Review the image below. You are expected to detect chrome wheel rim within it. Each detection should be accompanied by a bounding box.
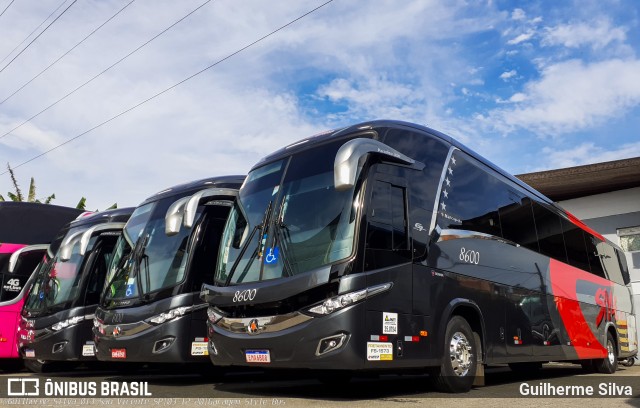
[607,340,615,366]
[449,331,473,376]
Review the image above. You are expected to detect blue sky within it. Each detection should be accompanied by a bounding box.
[0,0,639,209]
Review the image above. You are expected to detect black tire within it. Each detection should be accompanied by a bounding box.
[24,359,49,373]
[430,316,477,393]
[580,360,594,372]
[623,358,635,367]
[593,332,618,374]
[24,359,75,373]
[508,362,543,372]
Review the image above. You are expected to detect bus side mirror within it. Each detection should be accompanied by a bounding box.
[182,188,239,229]
[334,138,423,191]
[78,222,126,256]
[165,197,191,236]
[8,244,48,273]
[59,230,87,262]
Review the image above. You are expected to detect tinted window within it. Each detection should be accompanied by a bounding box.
[436,152,505,238]
[499,194,539,251]
[532,203,567,263]
[562,219,590,272]
[365,179,411,270]
[585,236,606,279]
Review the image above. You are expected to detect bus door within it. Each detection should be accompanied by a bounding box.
[363,171,420,362]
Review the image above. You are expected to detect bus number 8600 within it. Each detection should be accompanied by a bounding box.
[459,247,480,265]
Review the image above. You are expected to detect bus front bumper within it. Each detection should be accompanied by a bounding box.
[93,314,209,363]
[207,302,368,370]
[18,320,96,362]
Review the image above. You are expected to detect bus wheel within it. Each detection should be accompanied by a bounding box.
[508,362,543,372]
[431,316,477,393]
[24,359,49,373]
[593,332,617,374]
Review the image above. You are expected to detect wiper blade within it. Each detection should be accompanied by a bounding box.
[225,200,273,285]
[270,199,294,277]
[133,233,150,299]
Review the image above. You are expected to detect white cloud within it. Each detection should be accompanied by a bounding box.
[511,8,526,21]
[537,141,640,171]
[542,18,627,50]
[507,31,534,45]
[486,59,640,135]
[499,69,517,80]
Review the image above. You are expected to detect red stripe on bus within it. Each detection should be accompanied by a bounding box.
[548,258,609,359]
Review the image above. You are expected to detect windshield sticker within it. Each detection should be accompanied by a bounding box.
[264,247,279,265]
[367,342,393,361]
[125,283,135,297]
[383,312,398,334]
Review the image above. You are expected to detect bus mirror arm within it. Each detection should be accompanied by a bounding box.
[334,138,423,191]
[78,222,126,256]
[182,188,239,229]
[8,244,48,273]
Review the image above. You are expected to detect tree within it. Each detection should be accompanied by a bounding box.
[0,163,115,210]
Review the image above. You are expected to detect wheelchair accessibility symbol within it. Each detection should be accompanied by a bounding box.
[125,283,135,297]
[264,247,279,265]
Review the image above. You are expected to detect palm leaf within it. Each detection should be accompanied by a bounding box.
[76,197,86,210]
[44,193,55,204]
[28,177,36,202]
[7,163,23,201]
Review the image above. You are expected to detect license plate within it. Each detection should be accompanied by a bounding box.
[82,345,95,357]
[245,350,270,363]
[191,342,208,356]
[111,348,126,359]
[25,349,35,358]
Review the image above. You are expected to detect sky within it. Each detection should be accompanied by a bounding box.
[0,0,639,210]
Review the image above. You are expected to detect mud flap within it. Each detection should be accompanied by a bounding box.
[472,332,485,387]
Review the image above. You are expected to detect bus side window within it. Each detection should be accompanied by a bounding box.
[532,203,568,264]
[498,195,539,252]
[435,153,504,238]
[365,179,410,270]
[599,245,626,285]
[615,248,631,285]
[0,250,43,302]
[561,219,591,272]
[585,236,606,279]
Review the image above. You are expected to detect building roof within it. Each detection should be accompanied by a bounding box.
[516,157,640,201]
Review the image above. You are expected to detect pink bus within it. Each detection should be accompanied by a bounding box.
[0,202,84,371]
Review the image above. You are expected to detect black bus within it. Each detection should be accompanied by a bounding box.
[93,176,243,366]
[201,120,636,392]
[0,202,83,370]
[18,207,134,372]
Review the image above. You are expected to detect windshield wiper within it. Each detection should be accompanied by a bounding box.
[225,200,273,285]
[133,234,150,300]
[271,199,294,277]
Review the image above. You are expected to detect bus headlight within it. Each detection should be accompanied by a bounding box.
[305,282,393,316]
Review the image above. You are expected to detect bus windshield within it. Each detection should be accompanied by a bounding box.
[215,140,360,285]
[24,227,93,313]
[105,197,199,301]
